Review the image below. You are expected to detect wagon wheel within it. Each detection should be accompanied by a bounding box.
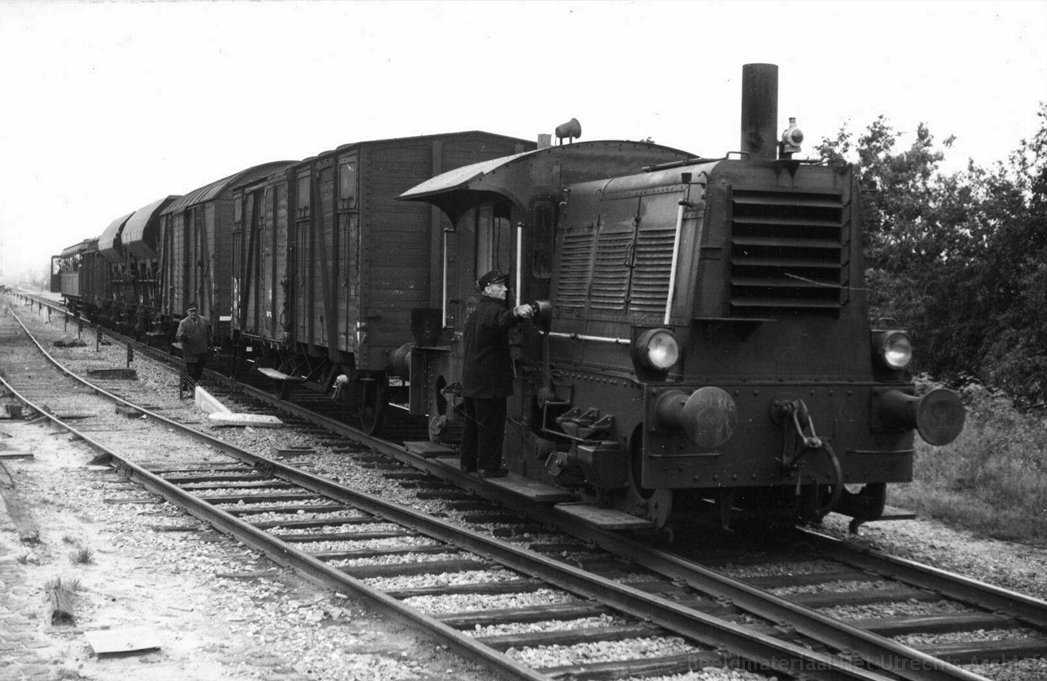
[359,373,388,435]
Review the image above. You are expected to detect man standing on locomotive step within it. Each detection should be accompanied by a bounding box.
[461,270,534,477]
[176,302,211,394]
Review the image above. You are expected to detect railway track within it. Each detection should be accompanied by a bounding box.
[5,292,1047,680]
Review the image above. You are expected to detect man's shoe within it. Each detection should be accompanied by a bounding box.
[461,464,477,473]
[480,467,509,478]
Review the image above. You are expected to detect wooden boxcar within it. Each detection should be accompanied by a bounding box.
[229,132,535,431]
[158,162,295,341]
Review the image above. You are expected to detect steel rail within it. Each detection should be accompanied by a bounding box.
[799,527,1047,629]
[3,301,896,681]
[560,528,993,681]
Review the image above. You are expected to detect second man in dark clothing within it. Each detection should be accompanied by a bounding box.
[176,302,212,394]
[460,270,534,477]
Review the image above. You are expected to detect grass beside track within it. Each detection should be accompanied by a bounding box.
[889,379,1047,545]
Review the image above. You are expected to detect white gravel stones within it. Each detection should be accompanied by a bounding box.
[820,599,974,621]
[895,627,1041,646]
[718,559,840,577]
[328,551,471,568]
[770,578,893,596]
[403,587,579,615]
[469,613,626,637]
[364,567,522,592]
[506,634,696,668]
[238,509,369,523]
[965,658,1047,681]
[623,669,777,681]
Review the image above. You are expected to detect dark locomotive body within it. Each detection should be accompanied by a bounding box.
[402,65,964,528]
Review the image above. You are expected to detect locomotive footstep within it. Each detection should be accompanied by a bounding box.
[554,502,656,530]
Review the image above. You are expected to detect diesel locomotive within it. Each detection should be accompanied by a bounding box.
[401,64,965,528]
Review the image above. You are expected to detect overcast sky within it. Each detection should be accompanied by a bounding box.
[1,0,1045,282]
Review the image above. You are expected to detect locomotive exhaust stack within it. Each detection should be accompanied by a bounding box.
[740,63,779,160]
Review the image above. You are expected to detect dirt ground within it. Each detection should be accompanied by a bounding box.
[0,418,494,681]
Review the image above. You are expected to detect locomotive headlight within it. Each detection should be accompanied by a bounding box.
[634,328,680,373]
[873,331,913,370]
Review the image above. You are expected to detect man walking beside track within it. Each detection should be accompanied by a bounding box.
[460,270,534,477]
[175,302,211,394]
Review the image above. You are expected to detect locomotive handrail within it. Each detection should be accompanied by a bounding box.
[544,330,631,344]
[664,201,687,325]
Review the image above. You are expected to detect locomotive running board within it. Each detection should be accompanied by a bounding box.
[483,475,574,504]
[554,502,656,530]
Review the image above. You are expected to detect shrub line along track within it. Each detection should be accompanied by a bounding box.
[7,292,1047,680]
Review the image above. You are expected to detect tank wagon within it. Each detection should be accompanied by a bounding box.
[401,64,966,529]
[229,132,535,432]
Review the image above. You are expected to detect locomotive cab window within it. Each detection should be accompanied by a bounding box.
[471,203,513,282]
[530,199,555,281]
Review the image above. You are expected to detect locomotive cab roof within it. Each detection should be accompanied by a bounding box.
[400,140,693,221]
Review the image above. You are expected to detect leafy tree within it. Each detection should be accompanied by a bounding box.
[816,104,1047,404]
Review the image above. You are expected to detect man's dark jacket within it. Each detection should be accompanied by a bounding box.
[462,295,521,399]
[176,315,211,361]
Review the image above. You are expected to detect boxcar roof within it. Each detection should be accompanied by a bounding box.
[331,130,531,155]
[60,238,95,258]
[162,161,296,214]
[97,212,132,258]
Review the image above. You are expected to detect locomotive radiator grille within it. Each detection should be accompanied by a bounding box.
[729,188,848,314]
[555,231,595,312]
[629,227,677,313]
[555,224,678,316]
[590,231,632,310]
